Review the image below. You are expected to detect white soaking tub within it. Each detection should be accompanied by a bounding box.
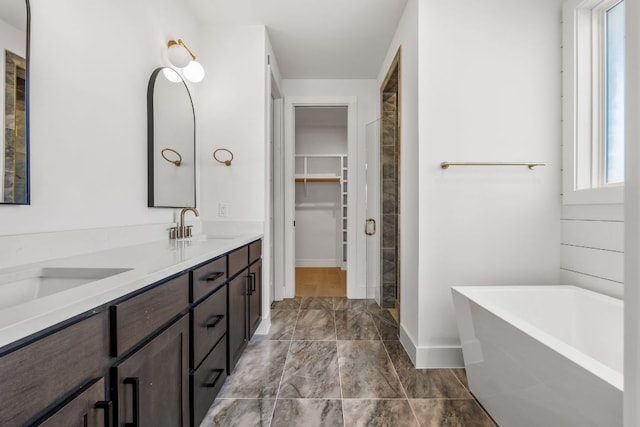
[451,285,623,427]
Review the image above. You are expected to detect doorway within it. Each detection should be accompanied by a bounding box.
[380,49,401,321]
[282,97,358,300]
[294,107,348,297]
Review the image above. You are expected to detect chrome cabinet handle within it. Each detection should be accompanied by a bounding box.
[365,218,376,235]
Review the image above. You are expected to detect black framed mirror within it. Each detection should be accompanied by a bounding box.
[1,0,29,205]
[147,67,196,208]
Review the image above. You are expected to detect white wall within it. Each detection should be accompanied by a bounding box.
[560,204,624,298]
[0,0,199,238]
[197,25,268,223]
[376,0,419,346]
[625,0,640,425]
[413,0,562,367]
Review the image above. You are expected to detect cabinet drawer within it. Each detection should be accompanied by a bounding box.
[249,239,262,264]
[192,256,226,302]
[192,285,227,368]
[192,339,227,427]
[110,274,189,356]
[228,245,248,279]
[0,312,109,426]
[40,378,108,427]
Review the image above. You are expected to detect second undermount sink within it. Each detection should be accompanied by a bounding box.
[0,267,132,310]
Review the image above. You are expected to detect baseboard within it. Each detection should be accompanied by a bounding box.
[399,323,464,368]
[295,259,340,268]
[253,313,272,336]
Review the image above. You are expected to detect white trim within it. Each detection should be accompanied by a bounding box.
[253,312,272,336]
[271,72,285,302]
[399,323,465,368]
[563,0,625,205]
[283,96,361,299]
[295,259,341,268]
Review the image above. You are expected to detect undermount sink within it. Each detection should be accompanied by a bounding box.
[0,267,132,310]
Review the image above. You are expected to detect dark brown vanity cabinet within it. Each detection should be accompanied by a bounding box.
[228,239,263,372]
[248,258,262,338]
[112,316,190,427]
[39,378,110,427]
[190,261,228,427]
[227,269,249,372]
[0,311,110,426]
[0,238,263,427]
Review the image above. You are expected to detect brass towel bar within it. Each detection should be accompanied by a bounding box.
[440,162,546,170]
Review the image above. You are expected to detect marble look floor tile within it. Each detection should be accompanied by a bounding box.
[271,298,301,310]
[262,310,298,340]
[201,398,275,427]
[335,310,379,340]
[384,341,471,399]
[299,296,334,310]
[292,310,336,340]
[332,298,375,311]
[271,399,343,427]
[410,399,497,427]
[218,340,290,399]
[370,309,399,340]
[450,368,469,388]
[337,341,404,398]
[342,399,419,427]
[279,341,341,398]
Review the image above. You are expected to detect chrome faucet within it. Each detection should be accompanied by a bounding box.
[170,206,199,239]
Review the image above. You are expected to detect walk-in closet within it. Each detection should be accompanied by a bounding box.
[294,106,348,296]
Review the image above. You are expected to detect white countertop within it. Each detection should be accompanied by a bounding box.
[0,233,262,350]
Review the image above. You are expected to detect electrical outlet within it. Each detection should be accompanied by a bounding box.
[218,203,229,217]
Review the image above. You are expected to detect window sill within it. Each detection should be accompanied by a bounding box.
[562,185,624,205]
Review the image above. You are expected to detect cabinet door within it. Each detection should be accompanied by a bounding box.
[39,378,109,427]
[248,259,262,339]
[0,311,109,426]
[228,270,248,373]
[112,316,189,427]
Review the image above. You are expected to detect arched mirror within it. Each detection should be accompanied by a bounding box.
[1,0,29,205]
[147,67,196,208]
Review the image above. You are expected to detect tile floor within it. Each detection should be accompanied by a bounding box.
[201,297,496,427]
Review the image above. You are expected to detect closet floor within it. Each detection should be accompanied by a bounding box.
[295,267,346,297]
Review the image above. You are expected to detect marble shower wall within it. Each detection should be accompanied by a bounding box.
[381,59,399,309]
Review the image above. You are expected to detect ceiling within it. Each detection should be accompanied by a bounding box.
[186,0,408,79]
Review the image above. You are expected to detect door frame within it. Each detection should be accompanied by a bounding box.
[267,67,284,304]
[282,96,361,299]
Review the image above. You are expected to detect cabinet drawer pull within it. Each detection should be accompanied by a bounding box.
[202,271,224,282]
[205,314,225,329]
[245,275,252,295]
[123,377,139,427]
[94,400,112,427]
[204,369,225,388]
[250,272,256,293]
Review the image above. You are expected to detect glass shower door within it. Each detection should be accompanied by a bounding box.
[365,118,381,303]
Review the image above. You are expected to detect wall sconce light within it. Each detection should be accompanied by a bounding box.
[167,39,205,83]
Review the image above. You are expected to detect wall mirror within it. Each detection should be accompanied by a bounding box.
[1,0,29,205]
[147,67,196,208]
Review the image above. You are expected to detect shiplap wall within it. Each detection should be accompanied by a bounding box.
[561,204,624,298]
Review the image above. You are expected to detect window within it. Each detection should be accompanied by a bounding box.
[562,0,625,204]
[605,1,625,184]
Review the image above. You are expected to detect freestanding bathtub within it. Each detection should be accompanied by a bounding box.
[451,285,622,427]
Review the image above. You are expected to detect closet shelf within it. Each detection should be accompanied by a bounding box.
[294,174,341,183]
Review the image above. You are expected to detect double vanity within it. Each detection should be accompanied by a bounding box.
[0,233,263,426]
